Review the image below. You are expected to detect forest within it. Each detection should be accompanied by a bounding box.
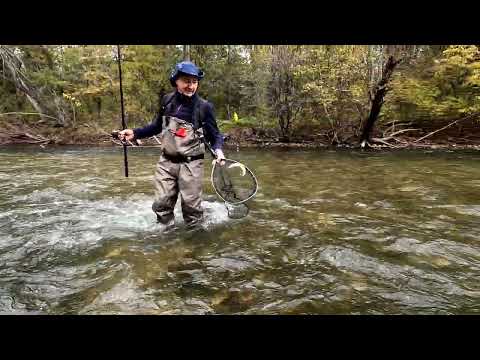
[1,45,479,149]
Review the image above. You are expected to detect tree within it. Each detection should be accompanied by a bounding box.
[359,45,424,147]
[360,55,402,146]
[386,45,480,123]
[183,45,191,61]
[295,45,370,144]
[0,45,51,121]
[238,45,271,128]
[268,45,304,141]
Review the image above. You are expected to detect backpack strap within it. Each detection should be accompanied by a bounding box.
[160,92,176,116]
[193,96,209,130]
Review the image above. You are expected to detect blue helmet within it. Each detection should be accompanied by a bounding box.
[169,61,205,86]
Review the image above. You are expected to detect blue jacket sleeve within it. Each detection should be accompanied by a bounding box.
[132,113,162,139]
[203,102,224,150]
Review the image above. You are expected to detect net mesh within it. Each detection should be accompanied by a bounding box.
[211,159,257,205]
[225,202,250,219]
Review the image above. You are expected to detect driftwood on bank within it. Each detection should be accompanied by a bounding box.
[0,112,64,145]
[0,131,50,145]
[412,114,478,143]
[369,113,480,149]
[370,129,421,148]
[0,122,52,145]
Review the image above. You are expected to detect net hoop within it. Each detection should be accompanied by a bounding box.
[210,158,258,205]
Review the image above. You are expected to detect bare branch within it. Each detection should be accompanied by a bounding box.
[0,112,62,122]
[387,128,421,138]
[413,114,479,143]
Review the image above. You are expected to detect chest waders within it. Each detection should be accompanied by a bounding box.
[152,96,208,227]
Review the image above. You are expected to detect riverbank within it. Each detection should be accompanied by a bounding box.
[1,117,480,151]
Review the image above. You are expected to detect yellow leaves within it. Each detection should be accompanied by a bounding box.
[466,65,480,87]
[442,45,480,64]
[349,84,366,99]
[388,46,480,119]
[62,93,82,107]
[437,46,480,84]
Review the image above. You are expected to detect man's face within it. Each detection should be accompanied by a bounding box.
[176,75,199,97]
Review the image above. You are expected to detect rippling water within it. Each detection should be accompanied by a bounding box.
[1,145,480,314]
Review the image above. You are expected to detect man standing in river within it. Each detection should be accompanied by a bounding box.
[118,61,226,229]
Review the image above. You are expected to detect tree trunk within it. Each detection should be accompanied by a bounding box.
[360,55,401,147]
[24,93,46,118]
[226,45,231,120]
[96,98,102,118]
[183,45,190,61]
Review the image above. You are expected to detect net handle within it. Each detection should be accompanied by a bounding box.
[198,132,218,159]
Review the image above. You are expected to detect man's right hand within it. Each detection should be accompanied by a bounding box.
[213,148,226,166]
[118,129,135,142]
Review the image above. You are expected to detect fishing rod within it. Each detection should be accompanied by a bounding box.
[116,45,128,177]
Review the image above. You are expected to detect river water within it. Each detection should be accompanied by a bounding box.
[1,146,479,314]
